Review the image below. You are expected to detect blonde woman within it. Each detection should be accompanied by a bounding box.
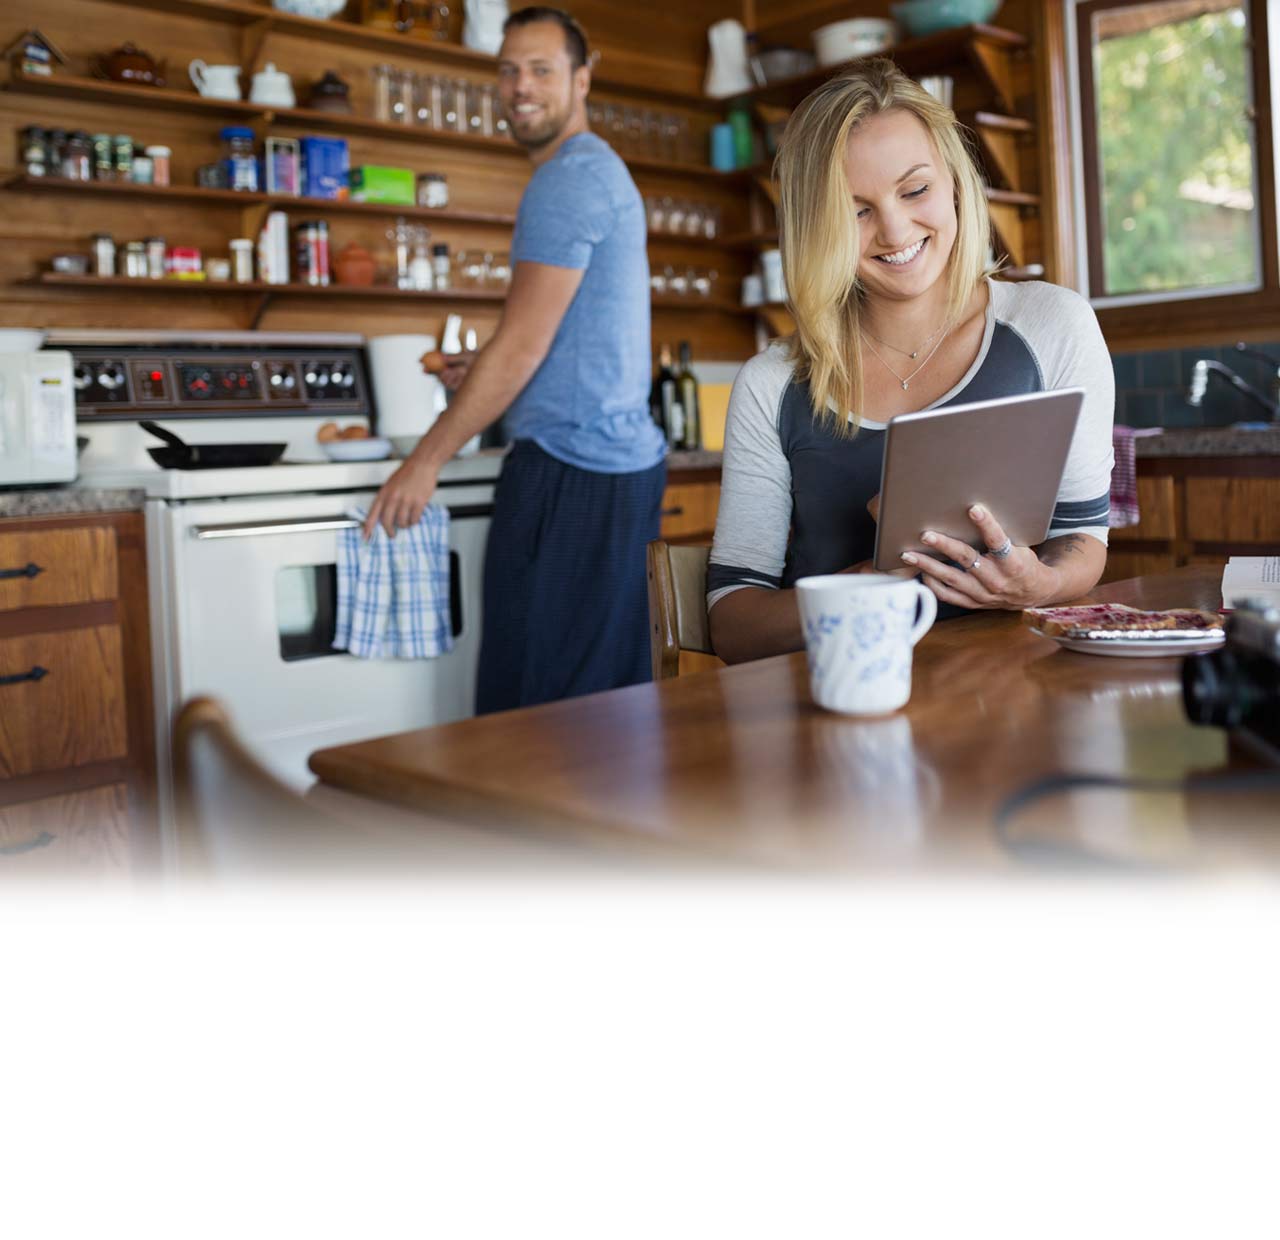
[708,60,1113,664]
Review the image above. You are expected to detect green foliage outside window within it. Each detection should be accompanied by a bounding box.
[1096,7,1257,295]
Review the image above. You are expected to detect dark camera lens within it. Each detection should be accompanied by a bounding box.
[1183,649,1260,728]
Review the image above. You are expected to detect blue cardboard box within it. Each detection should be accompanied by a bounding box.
[300,136,349,200]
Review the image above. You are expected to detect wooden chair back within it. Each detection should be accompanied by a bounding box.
[172,696,354,877]
[646,541,713,680]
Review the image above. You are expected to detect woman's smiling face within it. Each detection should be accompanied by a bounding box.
[844,108,957,303]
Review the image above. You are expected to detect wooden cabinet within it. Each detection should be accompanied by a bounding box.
[660,473,721,543]
[1100,458,1280,584]
[0,510,155,878]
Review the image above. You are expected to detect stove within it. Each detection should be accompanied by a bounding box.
[54,330,500,859]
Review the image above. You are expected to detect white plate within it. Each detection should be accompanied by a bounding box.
[1029,627,1226,658]
[322,437,392,462]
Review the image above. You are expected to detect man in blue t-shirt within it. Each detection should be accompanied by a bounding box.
[365,6,667,714]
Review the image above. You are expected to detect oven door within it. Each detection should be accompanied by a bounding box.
[153,484,493,797]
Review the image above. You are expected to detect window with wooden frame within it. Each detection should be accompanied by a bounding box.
[1079,0,1257,299]
[1072,0,1277,316]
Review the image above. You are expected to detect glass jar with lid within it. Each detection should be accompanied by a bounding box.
[92,233,116,277]
[20,126,48,177]
[145,145,171,187]
[123,241,148,278]
[61,132,92,181]
[416,172,448,208]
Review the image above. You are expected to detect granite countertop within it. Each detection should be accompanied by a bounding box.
[667,449,723,471]
[0,487,146,519]
[1134,426,1280,457]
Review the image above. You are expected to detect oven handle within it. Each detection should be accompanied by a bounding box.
[190,504,494,540]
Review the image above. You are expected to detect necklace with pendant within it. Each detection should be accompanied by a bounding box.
[863,321,946,361]
[862,325,951,391]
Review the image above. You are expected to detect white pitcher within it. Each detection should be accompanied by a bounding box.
[189,60,241,100]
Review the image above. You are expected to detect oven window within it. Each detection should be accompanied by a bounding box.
[275,554,463,661]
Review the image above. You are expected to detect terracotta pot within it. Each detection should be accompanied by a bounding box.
[334,242,376,287]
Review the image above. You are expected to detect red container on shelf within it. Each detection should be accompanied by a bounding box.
[166,246,203,278]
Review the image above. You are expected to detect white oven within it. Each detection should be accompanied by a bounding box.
[146,477,494,810]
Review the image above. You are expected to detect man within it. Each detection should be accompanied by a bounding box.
[364,6,666,715]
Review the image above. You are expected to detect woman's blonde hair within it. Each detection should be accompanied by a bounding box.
[775,58,993,434]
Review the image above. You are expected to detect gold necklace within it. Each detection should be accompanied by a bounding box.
[862,325,951,391]
[862,321,946,360]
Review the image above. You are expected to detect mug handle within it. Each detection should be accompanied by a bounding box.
[189,59,207,91]
[908,583,937,646]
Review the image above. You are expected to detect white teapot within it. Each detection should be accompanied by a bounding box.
[250,62,295,107]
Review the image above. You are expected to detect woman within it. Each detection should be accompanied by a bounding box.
[708,60,1113,664]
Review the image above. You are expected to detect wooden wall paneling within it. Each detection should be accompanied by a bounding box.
[1108,476,1177,542]
[986,199,1026,267]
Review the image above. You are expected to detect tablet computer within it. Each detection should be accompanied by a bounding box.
[872,388,1085,572]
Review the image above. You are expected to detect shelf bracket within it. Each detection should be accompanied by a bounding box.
[247,292,273,331]
[240,18,274,83]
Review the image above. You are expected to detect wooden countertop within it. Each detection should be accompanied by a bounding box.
[310,567,1277,873]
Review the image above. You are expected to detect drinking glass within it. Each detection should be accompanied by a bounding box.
[371,64,393,122]
[703,204,721,240]
[691,267,718,298]
[625,107,645,153]
[645,110,664,158]
[665,265,687,296]
[666,198,687,234]
[452,78,470,133]
[661,113,681,162]
[645,196,665,233]
[684,202,704,237]
[650,268,668,294]
[456,249,489,288]
[390,69,413,125]
[487,250,511,288]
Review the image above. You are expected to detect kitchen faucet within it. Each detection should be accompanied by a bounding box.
[1186,346,1280,421]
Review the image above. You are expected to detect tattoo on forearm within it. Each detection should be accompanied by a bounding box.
[1039,534,1087,566]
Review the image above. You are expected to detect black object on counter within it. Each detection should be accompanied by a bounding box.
[140,421,286,469]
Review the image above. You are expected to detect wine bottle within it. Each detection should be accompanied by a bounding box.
[677,341,700,451]
[651,344,679,444]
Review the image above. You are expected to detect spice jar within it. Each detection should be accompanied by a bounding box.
[123,241,148,278]
[62,131,92,181]
[416,172,448,208]
[145,145,171,187]
[294,220,330,286]
[20,126,47,177]
[46,129,67,173]
[92,134,114,181]
[132,153,154,185]
[146,237,166,279]
[229,237,255,283]
[205,257,231,282]
[112,134,133,180]
[430,241,451,289]
[92,233,116,277]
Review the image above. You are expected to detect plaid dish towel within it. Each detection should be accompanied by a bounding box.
[333,505,454,659]
[1108,425,1163,529]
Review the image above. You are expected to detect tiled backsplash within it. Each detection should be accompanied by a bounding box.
[1112,342,1280,428]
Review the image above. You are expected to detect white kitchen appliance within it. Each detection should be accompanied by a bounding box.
[0,350,76,486]
[61,330,501,861]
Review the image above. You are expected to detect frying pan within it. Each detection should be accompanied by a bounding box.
[140,421,287,470]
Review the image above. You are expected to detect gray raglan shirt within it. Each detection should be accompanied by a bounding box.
[707,278,1115,611]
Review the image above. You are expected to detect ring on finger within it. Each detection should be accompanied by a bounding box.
[989,537,1013,560]
[969,557,982,571]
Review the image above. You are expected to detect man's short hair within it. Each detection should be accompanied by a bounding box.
[503,6,590,70]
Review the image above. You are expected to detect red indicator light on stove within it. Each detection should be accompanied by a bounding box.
[150,370,163,382]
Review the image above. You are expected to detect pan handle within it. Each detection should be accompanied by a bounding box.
[139,420,188,450]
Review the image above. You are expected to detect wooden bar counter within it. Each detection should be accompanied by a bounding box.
[309,567,1278,873]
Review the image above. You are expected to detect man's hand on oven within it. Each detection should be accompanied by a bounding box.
[363,455,441,540]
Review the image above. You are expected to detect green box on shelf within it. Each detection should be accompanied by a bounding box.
[348,165,416,205]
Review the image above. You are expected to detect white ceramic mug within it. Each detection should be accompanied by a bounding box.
[189,60,241,99]
[795,574,937,715]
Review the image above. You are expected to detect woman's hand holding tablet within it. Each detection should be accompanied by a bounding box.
[900,503,1060,610]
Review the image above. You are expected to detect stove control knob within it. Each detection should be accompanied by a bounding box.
[311,367,330,388]
[97,363,125,391]
[73,364,93,391]
[331,363,356,389]
[268,365,297,392]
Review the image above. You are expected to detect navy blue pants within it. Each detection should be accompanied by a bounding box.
[475,440,667,715]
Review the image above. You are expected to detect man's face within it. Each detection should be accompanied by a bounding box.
[496,20,587,150]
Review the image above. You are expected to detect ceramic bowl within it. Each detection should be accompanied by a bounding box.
[890,0,1002,38]
[272,0,347,18]
[812,18,896,66]
[323,437,392,462]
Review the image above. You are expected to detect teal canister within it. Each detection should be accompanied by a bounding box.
[709,122,735,171]
[727,107,754,168]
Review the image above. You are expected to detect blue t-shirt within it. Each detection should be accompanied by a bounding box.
[506,131,666,474]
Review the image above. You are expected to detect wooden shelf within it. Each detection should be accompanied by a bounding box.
[25,273,508,299]
[3,174,517,226]
[737,25,1028,111]
[2,73,733,182]
[719,230,779,248]
[27,273,747,313]
[90,0,719,110]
